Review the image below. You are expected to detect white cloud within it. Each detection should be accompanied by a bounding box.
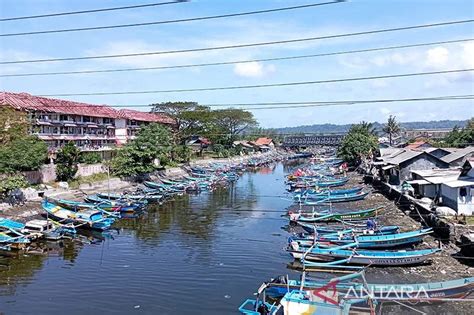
[425,46,449,67]
[233,62,275,78]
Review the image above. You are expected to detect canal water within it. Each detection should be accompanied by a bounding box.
[0,163,300,314]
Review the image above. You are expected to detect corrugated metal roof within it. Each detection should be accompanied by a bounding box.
[441,146,474,163]
[385,149,423,165]
[443,178,474,188]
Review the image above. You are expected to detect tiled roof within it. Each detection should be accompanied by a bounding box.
[118,109,175,124]
[254,137,273,146]
[1,92,119,118]
[0,92,175,124]
[406,141,431,150]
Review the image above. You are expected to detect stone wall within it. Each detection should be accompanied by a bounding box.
[23,163,105,184]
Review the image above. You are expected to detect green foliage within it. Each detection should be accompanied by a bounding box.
[56,142,81,181]
[79,152,102,164]
[382,115,401,145]
[0,136,48,173]
[0,174,29,197]
[338,123,378,165]
[442,119,474,148]
[111,123,172,177]
[0,108,48,174]
[0,107,29,145]
[174,145,192,163]
[212,108,257,142]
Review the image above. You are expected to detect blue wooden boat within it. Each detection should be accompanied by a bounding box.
[144,181,186,192]
[0,218,31,249]
[42,200,115,231]
[290,228,432,249]
[263,272,474,302]
[300,191,369,204]
[84,195,145,213]
[97,192,162,203]
[290,177,349,189]
[298,222,399,235]
[289,242,440,266]
[294,187,363,197]
[47,196,122,213]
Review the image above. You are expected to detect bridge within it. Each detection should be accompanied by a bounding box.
[282,134,345,147]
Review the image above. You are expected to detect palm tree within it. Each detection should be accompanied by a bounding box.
[382,115,401,146]
[359,121,377,136]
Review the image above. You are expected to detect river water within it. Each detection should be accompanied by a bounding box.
[0,162,470,314]
[0,163,301,314]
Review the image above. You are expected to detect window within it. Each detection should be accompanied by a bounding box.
[460,187,467,197]
[83,116,91,123]
[60,114,68,121]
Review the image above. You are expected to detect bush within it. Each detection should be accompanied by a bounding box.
[80,152,102,164]
[56,142,80,181]
[0,174,29,198]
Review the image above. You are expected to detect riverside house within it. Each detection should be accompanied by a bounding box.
[0,92,175,152]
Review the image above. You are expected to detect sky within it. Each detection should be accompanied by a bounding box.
[1,0,473,128]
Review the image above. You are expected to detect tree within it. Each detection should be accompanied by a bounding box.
[0,107,48,174]
[382,115,401,146]
[111,123,172,177]
[211,108,257,143]
[150,102,212,142]
[56,142,81,181]
[443,118,474,148]
[338,122,378,165]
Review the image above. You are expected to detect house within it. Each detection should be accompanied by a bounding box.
[422,147,454,159]
[409,168,461,199]
[408,159,474,215]
[440,146,474,167]
[439,159,474,215]
[375,149,449,185]
[232,140,255,153]
[253,137,275,151]
[185,136,211,152]
[402,128,452,140]
[0,92,174,151]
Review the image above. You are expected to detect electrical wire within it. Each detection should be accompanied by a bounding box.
[0,1,343,37]
[39,68,474,97]
[0,1,187,22]
[1,19,472,65]
[2,38,472,78]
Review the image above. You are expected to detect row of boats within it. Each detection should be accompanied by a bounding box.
[239,158,474,315]
[0,154,283,252]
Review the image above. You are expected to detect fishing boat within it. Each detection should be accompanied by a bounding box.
[239,272,374,315]
[289,242,440,266]
[97,192,162,203]
[23,219,76,240]
[299,191,369,204]
[265,273,474,302]
[84,194,145,213]
[42,200,115,231]
[288,207,383,223]
[289,177,349,189]
[0,218,31,250]
[47,196,122,213]
[298,221,399,235]
[294,186,363,198]
[290,229,432,249]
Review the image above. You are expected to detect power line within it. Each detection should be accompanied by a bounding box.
[1,19,472,65]
[39,68,474,97]
[7,94,471,109]
[0,1,344,37]
[2,38,472,78]
[0,1,187,22]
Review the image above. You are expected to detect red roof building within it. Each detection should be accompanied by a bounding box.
[0,92,175,150]
[254,137,274,146]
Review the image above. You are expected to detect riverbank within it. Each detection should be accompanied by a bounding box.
[0,151,286,221]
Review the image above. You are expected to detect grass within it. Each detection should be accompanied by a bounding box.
[68,172,109,189]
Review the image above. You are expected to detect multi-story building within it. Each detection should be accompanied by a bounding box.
[0,92,174,151]
[402,129,452,140]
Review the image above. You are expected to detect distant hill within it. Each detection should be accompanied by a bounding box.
[274,120,468,135]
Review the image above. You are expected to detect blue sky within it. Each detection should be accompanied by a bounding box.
[1,0,473,128]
